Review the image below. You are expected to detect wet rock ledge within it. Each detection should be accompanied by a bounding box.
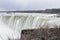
[20,28,60,40]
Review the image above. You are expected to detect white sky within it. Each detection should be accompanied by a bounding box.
[0,0,60,10]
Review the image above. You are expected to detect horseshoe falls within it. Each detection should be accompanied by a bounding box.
[0,13,60,40]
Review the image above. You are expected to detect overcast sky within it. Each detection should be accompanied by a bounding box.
[0,0,60,11]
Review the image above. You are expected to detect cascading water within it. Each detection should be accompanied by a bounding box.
[0,13,60,40]
[0,16,20,40]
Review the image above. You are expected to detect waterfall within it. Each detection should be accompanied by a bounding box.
[0,16,20,40]
[0,13,60,39]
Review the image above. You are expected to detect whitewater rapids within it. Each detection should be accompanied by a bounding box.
[0,13,60,40]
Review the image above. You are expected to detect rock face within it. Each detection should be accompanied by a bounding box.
[20,28,60,40]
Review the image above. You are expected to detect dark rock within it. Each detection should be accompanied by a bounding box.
[20,28,60,40]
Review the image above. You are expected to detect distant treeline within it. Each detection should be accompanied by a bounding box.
[42,9,60,13]
[0,9,60,13]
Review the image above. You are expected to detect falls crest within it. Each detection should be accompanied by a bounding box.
[0,15,60,32]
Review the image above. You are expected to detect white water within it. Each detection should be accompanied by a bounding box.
[0,13,60,40]
[0,17,20,40]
